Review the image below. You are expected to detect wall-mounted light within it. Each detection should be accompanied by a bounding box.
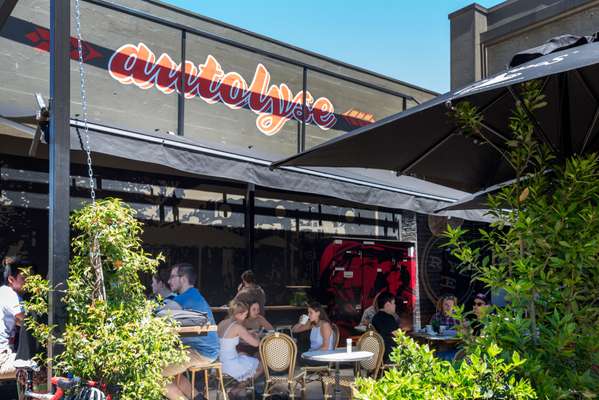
[345,210,355,223]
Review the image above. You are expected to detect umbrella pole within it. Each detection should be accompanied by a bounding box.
[558,73,572,158]
[48,0,70,383]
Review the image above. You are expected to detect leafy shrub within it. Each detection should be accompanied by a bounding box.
[353,330,536,399]
[24,198,186,400]
[443,81,599,399]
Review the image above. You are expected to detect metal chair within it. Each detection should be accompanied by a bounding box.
[321,330,385,399]
[259,332,305,399]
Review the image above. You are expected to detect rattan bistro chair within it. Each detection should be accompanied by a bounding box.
[259,332,306,399]
[321,330,385,399]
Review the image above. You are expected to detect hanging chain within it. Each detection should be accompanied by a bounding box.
[74,0,106,303]
[74,0,95,203]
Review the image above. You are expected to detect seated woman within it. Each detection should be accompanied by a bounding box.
[292,302,334,352]
[430,295,460,328]
[360,292,381,326]
[243,301,273,332]
[217,300,262,396]
[429,295,460,362]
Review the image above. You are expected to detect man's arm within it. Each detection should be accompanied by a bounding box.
[7,289,24,326]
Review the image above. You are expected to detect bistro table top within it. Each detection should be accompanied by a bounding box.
[302,348,373,363]
[353,325,368,333]
[175,325,217,335]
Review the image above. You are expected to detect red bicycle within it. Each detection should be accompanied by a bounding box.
[22,367,110,400]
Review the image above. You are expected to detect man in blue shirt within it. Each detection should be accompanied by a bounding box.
[163,263,219,400]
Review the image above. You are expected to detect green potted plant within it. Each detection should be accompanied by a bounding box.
[353,330,536,399]
[24,198,187,400]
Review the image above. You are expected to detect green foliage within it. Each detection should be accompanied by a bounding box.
[23,198,187,400]
[451,101,484,138]
[354,330,536,400]
[442,82,599,398]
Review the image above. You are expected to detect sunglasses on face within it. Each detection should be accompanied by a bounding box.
[474,301,486,306]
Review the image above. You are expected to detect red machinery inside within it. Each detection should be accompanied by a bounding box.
[318,238,416,340]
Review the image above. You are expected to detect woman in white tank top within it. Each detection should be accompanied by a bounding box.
[292,302,334,354]
[217,300,262,397]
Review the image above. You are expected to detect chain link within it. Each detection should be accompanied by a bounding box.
[74,0,95,203]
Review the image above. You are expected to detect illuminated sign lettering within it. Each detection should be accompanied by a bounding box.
[108,43,338,136]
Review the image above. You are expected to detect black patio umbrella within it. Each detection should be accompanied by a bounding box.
[271,35,599,194]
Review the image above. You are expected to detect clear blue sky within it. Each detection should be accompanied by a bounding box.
[161,0,503,93]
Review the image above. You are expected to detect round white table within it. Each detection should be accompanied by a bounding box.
[302,349,373,399]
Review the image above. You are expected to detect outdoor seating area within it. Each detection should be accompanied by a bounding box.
[156,264,430,399]
[0,0,598,399]
[161,273,471,399]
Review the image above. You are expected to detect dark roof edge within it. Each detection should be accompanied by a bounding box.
[448,3,489,19]
[141,0,439,97]
[481,0,599,45]
[485,0,521,13]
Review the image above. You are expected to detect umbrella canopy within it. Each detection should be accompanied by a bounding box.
[272,36,599,194]
[434,177,518,212]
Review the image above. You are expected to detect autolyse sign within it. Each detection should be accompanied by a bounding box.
[108,42,337,136]
[0,8,395,156]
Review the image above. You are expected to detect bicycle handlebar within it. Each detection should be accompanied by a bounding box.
[26,376,103,400]
[51,376,81,390]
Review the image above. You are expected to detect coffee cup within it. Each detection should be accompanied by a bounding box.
[346,338,352,353]
[299,314,309,325]
[425,324,434,334]
[439,325,447,334]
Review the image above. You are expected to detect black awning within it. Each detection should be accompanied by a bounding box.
[68,120,484,218]
[0,116,494,221]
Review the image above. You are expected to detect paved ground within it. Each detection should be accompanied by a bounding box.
[0,369,358,399]
[210,368,357,400]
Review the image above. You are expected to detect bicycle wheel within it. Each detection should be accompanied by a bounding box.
[68,387,106,400]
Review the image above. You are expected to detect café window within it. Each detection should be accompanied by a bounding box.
[0,158,249,307]
[253,195,402,305]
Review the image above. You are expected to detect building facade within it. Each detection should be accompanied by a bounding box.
[450,0,599,89]
[0,0,475,332]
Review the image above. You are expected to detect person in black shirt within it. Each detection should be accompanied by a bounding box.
[371,292,399,363]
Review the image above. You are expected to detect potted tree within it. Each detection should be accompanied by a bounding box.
[24,198,187,400]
